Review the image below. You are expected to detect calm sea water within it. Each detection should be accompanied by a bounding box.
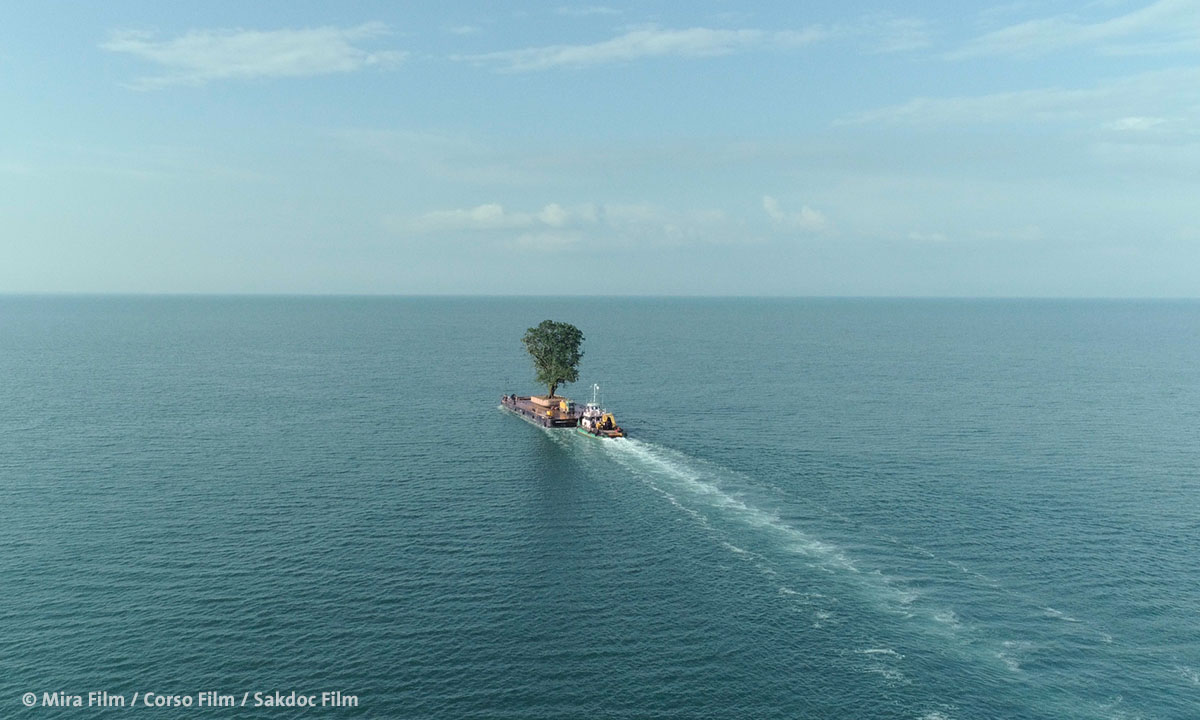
[2,297,1198,719]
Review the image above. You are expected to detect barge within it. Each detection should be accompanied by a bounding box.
[500,394,582,428]
[501,384,626,438]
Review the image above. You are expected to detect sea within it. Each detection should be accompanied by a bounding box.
[2,296,1198,719]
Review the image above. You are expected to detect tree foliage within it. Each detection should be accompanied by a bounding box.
[521,320,584,398]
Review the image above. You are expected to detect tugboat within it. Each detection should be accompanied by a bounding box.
[576,384,626,439]
[500,393,581,428]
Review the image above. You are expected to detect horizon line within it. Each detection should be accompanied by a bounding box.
[2,292,1199,301]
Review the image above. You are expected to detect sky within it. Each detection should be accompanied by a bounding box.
[2,0,1199,296]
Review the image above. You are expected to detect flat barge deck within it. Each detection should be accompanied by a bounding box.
[500,394,582,428]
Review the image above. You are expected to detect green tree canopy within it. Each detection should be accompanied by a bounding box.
[521,320,584,398]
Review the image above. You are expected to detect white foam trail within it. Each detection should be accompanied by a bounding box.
[606,439,860,573]
[933,610,962,629]
[995,639,1038,673]
[599,437,991,639]
[869,666,908,684]
[996,652,1022,672]
[652,486,711,528]
[721,541,750,555]
[857,647,909,685]
[1042,606,1080,623]
[1175,665,1200,686]
[595,435,1114,688]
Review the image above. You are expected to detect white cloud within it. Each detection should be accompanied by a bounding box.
[432,203,511,230]
[451,16,929,73]
[763,196,828,232]
[403,200,744,249]
[537,203,572,227]
[456,25,826,72]
[843,68,1200,127]
[101,23,405,88]
[412,203,523,231]
[846,85,1109,125]
[950,0,1200,58]
[411,202,599,232]
[1108,116,1168,131]
[762,195,784,220]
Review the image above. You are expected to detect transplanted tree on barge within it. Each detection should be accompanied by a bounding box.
[502,320,624,436]
[501,320,586,428]
[521,319,583,399]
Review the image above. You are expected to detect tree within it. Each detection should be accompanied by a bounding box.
[522,320,584,398]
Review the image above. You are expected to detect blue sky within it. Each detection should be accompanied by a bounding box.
[3,1,1198,295]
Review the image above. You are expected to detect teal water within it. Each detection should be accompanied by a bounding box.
[2,297,1198,719]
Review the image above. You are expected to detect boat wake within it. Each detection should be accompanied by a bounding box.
[589,436,1123,706]
[598,439,923,615]
[609,439,860,571]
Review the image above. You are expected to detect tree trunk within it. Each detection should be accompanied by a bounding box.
[548,382,558,398]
